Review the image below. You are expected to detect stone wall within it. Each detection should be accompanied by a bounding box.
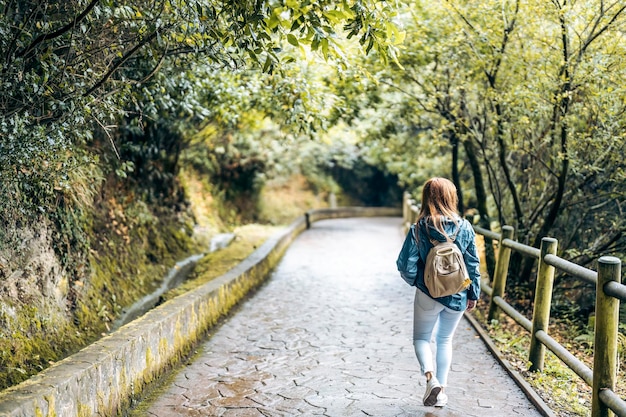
[0,207,401,417]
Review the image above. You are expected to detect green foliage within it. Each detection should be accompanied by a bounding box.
[0,0,403,271]
[0,3,406,371]
[340,0,626,278]
[0,0,407,393]
[480,313,593,417]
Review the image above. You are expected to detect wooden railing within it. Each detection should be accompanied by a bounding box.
[402,192,626,417]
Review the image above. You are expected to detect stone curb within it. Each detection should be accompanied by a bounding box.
[464,312,558,417]
[0,207,401,417]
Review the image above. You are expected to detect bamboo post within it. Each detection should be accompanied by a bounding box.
[592,256,621,417]
[487,226,514,322]
[528,237,558,372]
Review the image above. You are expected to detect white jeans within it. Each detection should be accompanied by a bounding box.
[412,289,464,386]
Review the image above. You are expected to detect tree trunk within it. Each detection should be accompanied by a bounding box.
[451,133,464,213]
[519,8,572,285]
[463,137,496,279]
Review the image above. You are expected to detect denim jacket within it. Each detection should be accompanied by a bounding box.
[414,216,481,311]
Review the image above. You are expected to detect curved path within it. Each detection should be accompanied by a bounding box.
[135,217,545,417]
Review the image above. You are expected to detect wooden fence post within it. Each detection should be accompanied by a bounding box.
[403,192,410,225]
[487,226,514,322]
[592,256,621,417]
[528,237,558,372]
[410,203,419,224]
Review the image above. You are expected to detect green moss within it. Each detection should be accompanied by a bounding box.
[76,215,201,330]
[126,346,207,417]
[162,224,283,300]
[77,403,91,417]
[0,204,202,390]
[43,395,56,417]
[0,172,304,403]
[145,347,154,371]
[158,339,169,361]
[0,306,82,389]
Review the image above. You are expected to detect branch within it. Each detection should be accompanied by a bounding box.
[487,0,519,85]
[94,117,120,159]
[568,226,624,266]
[527,187,557,228]
[4,0,41,65]
[16,0,101,58]
[133,52,167,85]
[578,3,626,61]
[83,27,165,97]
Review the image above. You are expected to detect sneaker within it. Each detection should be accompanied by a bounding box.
[423,377,442,406]
[434,392,448,407]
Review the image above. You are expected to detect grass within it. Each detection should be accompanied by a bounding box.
[161,172,329,301]
[257,174,331,225]
[162,223,284,301]
[472,298,625,417]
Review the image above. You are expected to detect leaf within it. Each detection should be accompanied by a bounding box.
[365,37,374,54]
[263,56,273,73]
[287,34,299,47]
[321,38,329,60]
[387,45,404,70]
[324,10,347,24]
[311,37,319,51]
[267,12,281,30]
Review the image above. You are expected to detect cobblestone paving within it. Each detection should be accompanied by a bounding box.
[138,217,544,417]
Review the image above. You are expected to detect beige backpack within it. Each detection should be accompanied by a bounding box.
[423,227,471,298]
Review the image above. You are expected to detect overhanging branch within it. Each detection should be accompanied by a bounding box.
[16,0,101,58]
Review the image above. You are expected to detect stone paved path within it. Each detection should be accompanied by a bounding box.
[134,217,545,417]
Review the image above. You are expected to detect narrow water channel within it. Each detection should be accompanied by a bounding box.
[111,233,235,331]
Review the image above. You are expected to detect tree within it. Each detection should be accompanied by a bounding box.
[0,0,405,273]
[0,0,408,387]
[329,0,626,292]
[0,0,404,178]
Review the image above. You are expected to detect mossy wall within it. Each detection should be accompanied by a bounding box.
[0,211,313,417]
[0,190,201,390]
[0,165,336,391]
[0,202,399,416]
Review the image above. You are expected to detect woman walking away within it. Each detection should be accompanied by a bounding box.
[412,177,481,407]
